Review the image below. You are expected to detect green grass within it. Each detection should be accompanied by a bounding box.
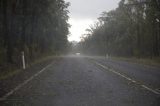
[0,55,55,80]
[111,56,160,67]
[0,69,21,80]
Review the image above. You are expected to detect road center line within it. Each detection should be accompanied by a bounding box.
[0,62,54,101]
[94,61,160,95]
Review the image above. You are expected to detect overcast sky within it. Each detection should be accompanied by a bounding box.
[65,0,121,42]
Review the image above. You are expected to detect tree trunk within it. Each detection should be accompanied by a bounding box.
[2,0,13,63]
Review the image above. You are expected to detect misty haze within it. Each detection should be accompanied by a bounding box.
[0,0,160,106]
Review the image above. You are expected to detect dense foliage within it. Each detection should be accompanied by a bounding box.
[80,0,160,58]
[0,0,70,69]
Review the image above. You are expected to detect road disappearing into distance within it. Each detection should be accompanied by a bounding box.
[0,56,160,106]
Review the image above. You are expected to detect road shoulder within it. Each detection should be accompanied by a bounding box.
[0,56,60,98]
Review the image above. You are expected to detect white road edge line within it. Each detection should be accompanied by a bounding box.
[141,85,160,95]
[0,62,54,101]
[95,62,160,95]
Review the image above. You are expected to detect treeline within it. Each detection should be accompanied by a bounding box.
[0,0,70,70]
[79,0,160,58]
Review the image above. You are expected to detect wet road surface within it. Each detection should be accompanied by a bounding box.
[0,56,160,106]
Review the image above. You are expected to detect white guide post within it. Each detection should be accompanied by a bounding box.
[22,51,26,70]
[106,54,109,59]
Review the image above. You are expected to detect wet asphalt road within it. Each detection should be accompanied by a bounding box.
[1,56,160,106]
[91,57,160,89]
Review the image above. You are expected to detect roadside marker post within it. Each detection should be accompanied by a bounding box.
[22,51,26,70]
[106,54,109,59]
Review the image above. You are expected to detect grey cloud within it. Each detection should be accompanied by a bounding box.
[66,0,120,19]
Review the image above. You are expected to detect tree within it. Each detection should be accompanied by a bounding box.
[0,0,70,70]
[80,0,160,58]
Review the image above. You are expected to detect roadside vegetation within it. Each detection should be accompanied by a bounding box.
[0,0,70,77]
[79,0,160,63]
[0,55,57,80]
[111,56,160,67]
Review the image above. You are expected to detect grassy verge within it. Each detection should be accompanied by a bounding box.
[111,56,160,67]
[0,55,55,80]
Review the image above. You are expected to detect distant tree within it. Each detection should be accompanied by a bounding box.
[80,0,160,58]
